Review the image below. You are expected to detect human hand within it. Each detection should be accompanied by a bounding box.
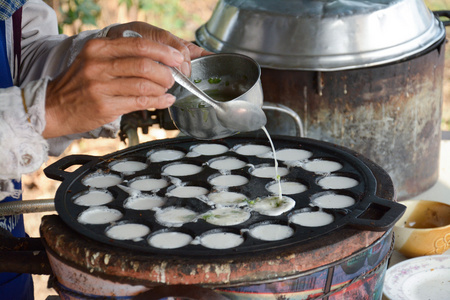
[43,35,184,138]
[106,22,212,76]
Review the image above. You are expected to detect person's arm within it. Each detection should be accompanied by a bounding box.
[0,0,209,183]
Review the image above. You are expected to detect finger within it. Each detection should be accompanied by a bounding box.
[92,57,175,89]
[82,38,185,67]
[95,77,169,98]
[183,41,214,59]
[148,32,192,75]
[109,93,177,112]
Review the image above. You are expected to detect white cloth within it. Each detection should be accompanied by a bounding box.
[0,0,120,199]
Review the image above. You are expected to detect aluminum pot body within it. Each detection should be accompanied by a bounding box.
[168,54,263,140]
[260,40,445,200]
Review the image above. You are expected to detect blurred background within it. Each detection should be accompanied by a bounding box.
[25,0,450,298]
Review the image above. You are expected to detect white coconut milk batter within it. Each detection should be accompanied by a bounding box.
[82,174,122,188]
[73,190,114,206]
[290,211,334,227]
[168,186,209,198]
[110,161,147,174]
[267,181,307,195]
[77,206,122,225]
[148,231,193,249]
[209,174,249,187]
[303,160,343,173]
[191,143,228,156]
[249,224,294,241]
[209,157,247,170]
[128,177,169,191]
[155,207,198,227]
[163,163,203,176]
[148,149,185,162]
[251,166,289,179]
[275,149,312,161]
[208,192,248,206]
[312,193,355,209]
[124,194,165,210]
[318,176,359,189]
[234,144,271,156]
[203,208,251,226]
[200,232,244,249]
[252,196,296,216]
[105,223,150,240]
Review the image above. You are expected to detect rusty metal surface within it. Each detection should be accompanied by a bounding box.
[40,214,385,287]
[261,40,445,200]
[0,229,51,274]
[0,250,51,274]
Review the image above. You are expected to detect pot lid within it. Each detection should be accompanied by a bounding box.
[195,0,445,71]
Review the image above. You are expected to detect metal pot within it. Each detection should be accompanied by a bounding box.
[195,0,448,200]
[168,53,263,140]
[196,0,445,71]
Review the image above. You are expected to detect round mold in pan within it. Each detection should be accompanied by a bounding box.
[44,135,404,257]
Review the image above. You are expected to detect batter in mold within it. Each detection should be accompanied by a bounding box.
[105,223,150,241]
[208,156,247,170]
[266,181,307,195]
[209,174,249,187]
[148,231,193,249]
[303,159,343,173]
[251,196,296,216]
[162,163,203,176]
[123,194,166,210]
[311,193,355,209]
[155,207,198,227]
[110,160,147,174]
[234,144,271,156]
[202,207,251,226]
[190,143,229,156]
[73,190,114,206]
[275,148,313,161]
[318,176,359,189]
[148,149,185,162]
[250,165,289,179]
[200,232,244,249]
[77,206,122,225]
[249,223,294,241]
[82,172,122,188]
[167,185,209,198]
[290,211,334,227]
[128,177,169,191]
[208,191,249,206]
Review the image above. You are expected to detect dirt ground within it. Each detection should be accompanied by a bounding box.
[16,1,450,299]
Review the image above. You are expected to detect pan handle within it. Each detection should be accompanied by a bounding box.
[43,154,98,182]
[347,196,406,231]
[433,10,450,26]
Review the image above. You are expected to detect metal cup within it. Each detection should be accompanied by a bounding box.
[168,53,263,140]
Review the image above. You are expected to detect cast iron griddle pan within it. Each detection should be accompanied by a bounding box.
[44,135,405,257]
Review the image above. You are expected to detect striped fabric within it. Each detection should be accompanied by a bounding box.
[0,0,26,20]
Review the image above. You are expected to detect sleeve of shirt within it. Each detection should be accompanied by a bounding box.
[0,0,120,183]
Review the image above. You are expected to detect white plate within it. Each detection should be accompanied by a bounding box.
[383,255,450,300]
